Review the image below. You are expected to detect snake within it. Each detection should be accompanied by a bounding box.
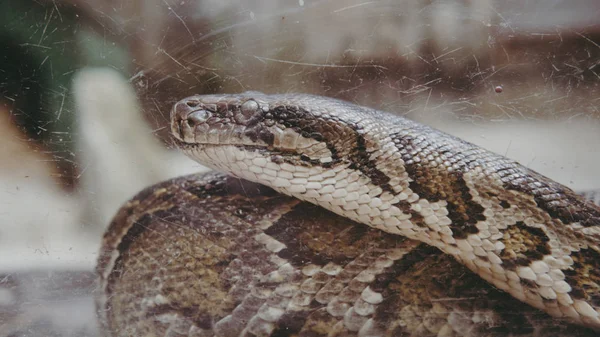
[96,92,600,336]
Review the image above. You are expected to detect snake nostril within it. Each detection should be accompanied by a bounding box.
[186,100,200,108]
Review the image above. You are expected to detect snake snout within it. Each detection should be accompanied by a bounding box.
[171,97,212,142]
[171,98,202,123]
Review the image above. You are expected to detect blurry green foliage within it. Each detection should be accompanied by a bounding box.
[1,0,129,184]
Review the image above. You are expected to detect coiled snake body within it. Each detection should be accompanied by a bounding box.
[97,93,600,336]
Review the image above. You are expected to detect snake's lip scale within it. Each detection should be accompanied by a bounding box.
[170,136,205,152]
[172,137,271,152]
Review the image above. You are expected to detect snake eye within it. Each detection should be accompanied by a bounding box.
[188,110,210,126]
[235,99,260,124]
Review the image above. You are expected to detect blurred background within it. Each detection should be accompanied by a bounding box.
[0,0,599,335]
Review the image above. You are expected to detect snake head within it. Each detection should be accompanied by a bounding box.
[170,92,363,175]
[171,92,271,146]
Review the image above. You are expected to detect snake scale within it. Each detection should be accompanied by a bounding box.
[96,93,600,336]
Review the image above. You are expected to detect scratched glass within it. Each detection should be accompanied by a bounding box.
[0,1,598,336]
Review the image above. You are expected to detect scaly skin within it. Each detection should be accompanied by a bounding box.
[96,172,598,336]
[170,92,600,329]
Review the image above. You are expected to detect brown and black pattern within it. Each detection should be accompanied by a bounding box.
[503,168,600,229]
[268,103,396,193]
[97,172,598,336]
[499,221,552,269]
[564,247,600,307]
[265,202,403,267]
[391,131,486,239]
[169,93,600,330]
[97,173,297,336]
[371,243,576,337]
[347,132,395,194]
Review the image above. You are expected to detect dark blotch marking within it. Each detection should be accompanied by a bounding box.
[500,200,511,209]
[271,105,394,192]
[499,221,551,270]
[445,196,485,238]
[348,134,394,193]
[258,128,275,145]
[370,243,440,293]
[501,168,600,228]
[371,243,547,336]
[564,247,600,306]
[266,204,359,266]
[116,208,177,256]
[270,106,342,165]
[271,106,329,145]
[393,201,425,227]
[265,203,398,268]
[243,125,274,145]
[270,310,313,337]
[107,206,178,295]
[392,133,485,239]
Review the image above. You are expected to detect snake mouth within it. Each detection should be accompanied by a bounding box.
[171,136,201,149]
[171,133,271,151]
[175,139,293,159]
